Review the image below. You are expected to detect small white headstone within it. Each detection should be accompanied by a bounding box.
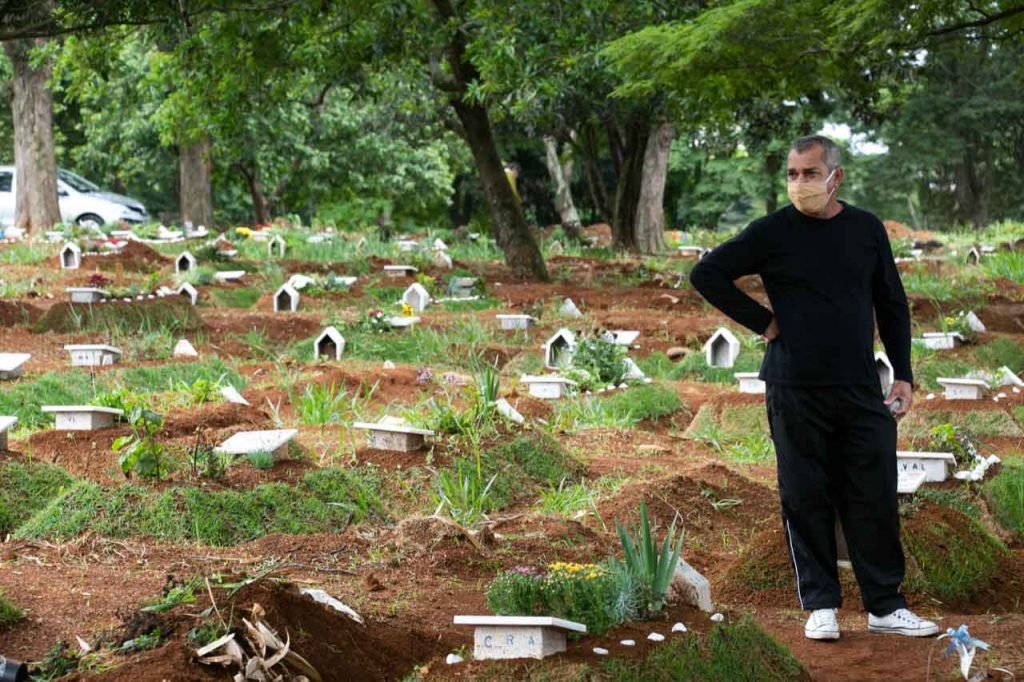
[212,270,245,283]
[64,344,122,367]
[0,353,30,380]
[287,274,315,290]
[0,416,17,450]
[402,283,432,312]
[897,469,928,494]
[998,366,1023,387]
[214,429,298,460]
[42,405,122,431]
[59,242,82,270]
[623,357,646,381]
[496,314,536,330]
[671,559,713,612]
[559,298,583,318]
[897,451,956,482]
[920,332,964,350]
[314,326,345,361]
[495,398,525,424]
[388,315,420,330]
[66,287,108,304]
[735,372,765,394]
[220,385,249,405]
[704,328,740,368]
[433,238,448,251]
[173,339,198,358]
[384,265,418,278]
[397,239,419,253]
[273,283,300,312]
[543,329,576,369]
[964,311,985,333]
[434,251,453,269]
[353,418,435,452]
[267,235,286,258]
[453,616,586,661]
[520,374,576,400]
[177,282,198,305]
[936,377,988,400]
[175,250,197,274]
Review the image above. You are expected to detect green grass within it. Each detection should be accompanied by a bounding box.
[985,461,1024,538]
[15,468,383,546]
[0,592,24,628]
[900,265,995,302]
[0,460,76,534]
[719,405,770,439]
[212,287,261,309]
[911,353,974,393]
[551,383,684,431]
[898,409,1023,440]
[975,337,1024,373]
[115,357,244,394]
[722,433,775,465]
[980,249,1024,283]
[0,242,53,265]
[32,298,202,335]
[602,617,806,681]
[0,371,99,430]
[638,348,764,383]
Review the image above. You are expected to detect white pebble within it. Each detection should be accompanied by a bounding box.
[1014,387,1021,393]
[620,639,635,647]
[593,647,609,656]
[710,613,725,622]
[993,397,1000,402]
[383,360,396,369]
[672,622,688,633]
[647,632,665,642]
[445,654,463,665]
[925,393,936,400]
[997,392,1008,398]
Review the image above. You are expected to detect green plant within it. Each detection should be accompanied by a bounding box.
[616,499,684,614]
[570,336,628,388]
[975,337,1024,373]
[188,439,232,480]
[723,433,775,464]
[247,450,276,470]
[928,423,981,468]
[112,407,168,479]
[176,376,224,406]
[984,461,1024,538]
[0,591,24,627]
[141,577,200,613]
[432,463,497,525]
[294,382,346,426]
[0,460,76,535]
[538,478,603,522]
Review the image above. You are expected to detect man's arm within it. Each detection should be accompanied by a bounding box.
[872,223,914,416]
[689,222,774,336]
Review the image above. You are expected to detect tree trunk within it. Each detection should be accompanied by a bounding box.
[634,121,672,254]
[763,150,781,214]
[4,38,60,232]
[179,135,213,228]
[577,125,611,223]
[237,163,269,225]
[428,0,547,280]
[542,135,582,242]
[610,123,648,250]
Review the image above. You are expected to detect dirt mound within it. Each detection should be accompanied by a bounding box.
[83,240,168,273]
[395,515,476,554]
[203,313,323,347]
[883,220,936,243]
[33,297,201,334]
[0,300,41,327]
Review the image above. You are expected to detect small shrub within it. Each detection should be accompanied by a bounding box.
[928,423,982,468]
[723,433,775,464]
[247,451,275,471]
[112,407,168,480]
[432,462,497,525]
[0,591,24,628]
[616,499,683,614]
[571,336,627,388]
[294,382,345,426]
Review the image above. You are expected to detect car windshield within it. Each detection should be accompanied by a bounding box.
[57,170,100,193]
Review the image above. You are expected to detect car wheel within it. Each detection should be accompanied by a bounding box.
[76,213,104,229]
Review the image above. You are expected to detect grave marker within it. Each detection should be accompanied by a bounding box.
[64,344,122,367]
[936,377,988,400]
[0,353,30,380]
[447,277,477,297]
[897,451,956,482]
[66,287,108,304]
[0,416,15,450]
[267,235,286,258]
[875,351,894,396]
[59,242,82,269]
[314,326,345,361]
[388,315,420,330]
[384,265,418,278]
[42,405,123,430]
[543,329,576,369]
[402,282,432,312]
[175,250,197,274]
[496,314,537,330]
[212,270,245,283]
[397,239,419,253]
[353,417,434,452]
[273,283,300,312]
[214,429,298,460]
[677,246,706,258]
[559,298,583,318]
[735,372,765,394]
[173,339,198,358]
[897,469,928,494]
[920,331,965,350]
[453,616,586,661]
[177,282,198,305]
[704,328,740,368]
[519,374,576,400]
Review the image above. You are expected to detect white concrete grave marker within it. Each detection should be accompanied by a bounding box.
[967,246,981,265]
[59,242,82,270]
[42,405,123,431]
[402,282,432,312]
[273,283,300,312]
[543,328,576,369]
[671,559,713,612]
[434,250,453,269]
[495,398,525,424]
[267,235,286,258]
[920,332,965,350]
[220,385,249,405]
[704,328,740,368]
[64,344,122,367]
[897,469,928,494]
[0,353,30,380]
[353,417,434,452]
[453,616,586,661]
[397,239,419,253]
[384,265,418,278]
[214,429,298,460]
[559,298,583,318]
[177,282,198,305]
[999,366,1024,387]
[287,274,314,290]
[519,374,576,400]
[175,250,197,274]
[678,246,706,258]
[964,311,985,333]
[875,351,894,396]
[735,372,765,394]
[608,330,640,347]
[433,238,448,251]
[496,314,536,330]
[313,326,345,361]
[448,277,477,297]
[937,377,988,400]
[897,451,956,482]
[0,416,16,450]
[65,287,107,304]
[212,270,245,283]
[173,339,198,358]
[387,315,420,330]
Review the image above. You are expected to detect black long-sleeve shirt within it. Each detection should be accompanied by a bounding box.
[689,202,913,387]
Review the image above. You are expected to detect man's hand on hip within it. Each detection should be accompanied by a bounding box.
[763,318,780,342]
[885,380,913,420]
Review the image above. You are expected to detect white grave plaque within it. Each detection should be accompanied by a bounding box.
[384,265,417,278]
[519,375,575,400]
[0,353,30,380]
[214,429,298,460]
[897,469,928,494]
[353,418,434,452]
[936,377,988,400]
[453,616,586,661]
[42,406,123,431]
[897,451,956,482]
[735,372,765,394]
[920,332,964,350]
[64,344,122,367]
[66,287,108,304]
[496,314,536,330]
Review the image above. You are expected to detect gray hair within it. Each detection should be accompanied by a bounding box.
[791,135,841,171]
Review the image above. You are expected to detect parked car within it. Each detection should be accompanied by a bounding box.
[0,166,149,227]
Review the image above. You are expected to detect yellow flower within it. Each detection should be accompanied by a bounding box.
[400,302,415,317]
[235,227,253,238]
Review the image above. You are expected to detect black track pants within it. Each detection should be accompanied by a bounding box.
[766,383,907,616]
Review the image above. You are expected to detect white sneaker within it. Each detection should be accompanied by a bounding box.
[805,608,840,640]
[868,608,939,637]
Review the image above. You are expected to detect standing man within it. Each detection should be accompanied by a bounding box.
[690,135,939,641]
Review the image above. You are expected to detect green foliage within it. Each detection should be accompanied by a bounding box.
[294,382,346,426]
[602,616,806,681]
[141,578,200,613]
[32,299,201,335]
[552,383,683,432]
[485,561,639,635]
[570,336,627,388]
[723,433,775,465]
[118,357,244,394]
[0,591,24,628]
[0,371,97,430]
[616,499,684,614]
[928,423,982,468]
[899,267,994,303]
[985,461,1024,539]
[975,338,1024,373]
[642,347,763,384]
[0,460,75,535]
[212,286,262,309]
[246,451,276,471]
[431,462,497,526]
[981,250,1024,283]
[112,407,168,480]
[538,479,602,519]
[490,432,581,489]
[175,377,224,406]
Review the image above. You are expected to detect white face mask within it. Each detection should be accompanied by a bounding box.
[788,169,836,215]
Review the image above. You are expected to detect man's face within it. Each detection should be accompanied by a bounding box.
[787,145,838,186]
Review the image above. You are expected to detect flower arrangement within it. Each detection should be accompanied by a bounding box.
[363,307,390,333]
[942,311,979,344]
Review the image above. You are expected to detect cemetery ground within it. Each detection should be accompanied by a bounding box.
[0,222,1021,680]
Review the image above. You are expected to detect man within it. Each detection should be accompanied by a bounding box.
[690,135,939,641]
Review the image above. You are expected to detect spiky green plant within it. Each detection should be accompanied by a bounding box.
[616,499,684,614]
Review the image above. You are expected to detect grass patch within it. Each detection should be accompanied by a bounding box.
[898,409,1023,440]
[722,433,775,465]
[551,383,684,432]
[902,501,1007,602]
[115,357,244,394]
[719,405,770,440]
[0,371,99,430]
[212,287,261,309]
[639,348,763,383]
[981,249,1024,283]
[0,591,24,628]
[0,460,76,534]
[985,461,1024,538]
[975,337,1024,373]
[16,468,383,546]
[602,616,806,681]
[911,353,974,393]
[33,299,201,335]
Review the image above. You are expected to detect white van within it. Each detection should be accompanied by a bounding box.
[0,166,149,227]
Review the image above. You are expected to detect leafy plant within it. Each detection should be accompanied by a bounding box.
[247,451,275,471]
[0,591,23,627]
[928,423,981,468]
[432,463,497,526]
[176,376,224,406]
[571,335,628,387]
[112,407,168,480]
[141,577,200,613]
[984,461,1024,538]
[616,499,684,614]
[294,382,345,426]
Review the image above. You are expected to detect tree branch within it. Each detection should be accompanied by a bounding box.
[927,5,1024,37]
